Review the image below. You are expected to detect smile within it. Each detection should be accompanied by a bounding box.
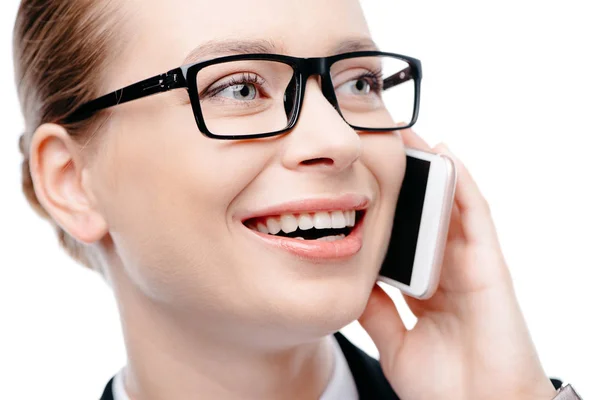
[240,195,369,260]
[244,210,365,241]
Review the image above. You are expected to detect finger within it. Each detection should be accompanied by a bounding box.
[399,128,432,152]
[358,284,407,365]
[436,143,498,244]
[446,202,464,242]
[402,293,427,318]
[436,143,487,215]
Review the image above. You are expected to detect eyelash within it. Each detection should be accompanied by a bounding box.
[197,68,384,102]
[202,73,266,99]
[351,70,384,93]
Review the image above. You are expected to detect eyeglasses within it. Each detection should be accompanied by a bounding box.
[66,51,422,140]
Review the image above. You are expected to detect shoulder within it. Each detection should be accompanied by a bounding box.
[333,332,400,400]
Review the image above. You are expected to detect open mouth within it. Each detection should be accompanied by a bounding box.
[243,210,366,242]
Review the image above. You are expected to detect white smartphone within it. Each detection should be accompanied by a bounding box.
[377,147,457,299]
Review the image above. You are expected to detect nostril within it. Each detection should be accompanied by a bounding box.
[301,157,334,166]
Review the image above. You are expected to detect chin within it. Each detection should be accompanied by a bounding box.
[267,274,374,337]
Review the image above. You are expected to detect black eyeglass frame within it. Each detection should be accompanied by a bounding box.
[66,51,422,140]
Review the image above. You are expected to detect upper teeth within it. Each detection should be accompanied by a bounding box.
[253,210,356,235]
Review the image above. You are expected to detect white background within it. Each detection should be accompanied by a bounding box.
[1,0,598,398]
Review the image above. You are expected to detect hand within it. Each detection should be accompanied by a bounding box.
[358,130,557,400]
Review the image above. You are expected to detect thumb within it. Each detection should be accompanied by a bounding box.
[358,284,407,367]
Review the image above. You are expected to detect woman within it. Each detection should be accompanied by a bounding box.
[13,0,575,398]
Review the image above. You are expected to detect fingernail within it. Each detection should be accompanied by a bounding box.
[439,142,453,155]
[436,143,459,163]
[433,142,448,153]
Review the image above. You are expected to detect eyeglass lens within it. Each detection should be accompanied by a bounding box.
[195,56,414,136]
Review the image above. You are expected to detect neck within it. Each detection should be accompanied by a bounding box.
[111,276,334,400]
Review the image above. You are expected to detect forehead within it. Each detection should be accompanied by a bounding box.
[118,0,371,79]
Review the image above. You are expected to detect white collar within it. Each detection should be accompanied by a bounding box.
[113,334,358,400]
[320,334,359,400]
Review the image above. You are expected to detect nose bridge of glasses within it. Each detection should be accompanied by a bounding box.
[299,57,340,111]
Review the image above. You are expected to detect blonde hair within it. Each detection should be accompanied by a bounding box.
[14,0,123,268]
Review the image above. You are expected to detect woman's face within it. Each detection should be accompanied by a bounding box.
[90,0,406,340]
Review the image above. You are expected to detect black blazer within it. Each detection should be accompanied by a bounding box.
[99,333,562,399]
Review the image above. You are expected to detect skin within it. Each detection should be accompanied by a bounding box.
[28,0,557,399]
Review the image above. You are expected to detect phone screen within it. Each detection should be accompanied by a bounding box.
[379,155,431,285]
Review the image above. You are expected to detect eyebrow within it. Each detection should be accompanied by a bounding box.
[330,38,380,54]
[181,37,380,65]
[182,39,280,65]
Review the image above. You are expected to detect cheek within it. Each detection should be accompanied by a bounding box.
[362,130,406,201]
[90,115,272,303]
[360,131,406,271]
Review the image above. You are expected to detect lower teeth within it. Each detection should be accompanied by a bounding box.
[291,234,346,241]
[283,234,347,241]
[315,234,346,242]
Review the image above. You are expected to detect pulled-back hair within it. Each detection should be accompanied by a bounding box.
[14,0,123,268]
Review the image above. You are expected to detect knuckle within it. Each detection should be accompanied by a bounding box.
[480,198,492,215]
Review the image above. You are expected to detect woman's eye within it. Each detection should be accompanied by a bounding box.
[339,78,373,95]
[217,83,258,100]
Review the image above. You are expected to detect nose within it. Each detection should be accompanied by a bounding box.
[280,77,362,173]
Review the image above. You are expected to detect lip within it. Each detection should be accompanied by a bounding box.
[237,193,371,222]
[238,194,370,261]
[244,212,365,261]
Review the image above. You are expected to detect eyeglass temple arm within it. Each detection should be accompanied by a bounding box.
[65,68,185,123]
[383,66,413,91]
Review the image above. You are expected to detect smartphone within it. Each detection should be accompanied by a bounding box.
[377,147,457,299]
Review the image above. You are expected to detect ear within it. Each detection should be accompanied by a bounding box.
[29,123,108,244]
